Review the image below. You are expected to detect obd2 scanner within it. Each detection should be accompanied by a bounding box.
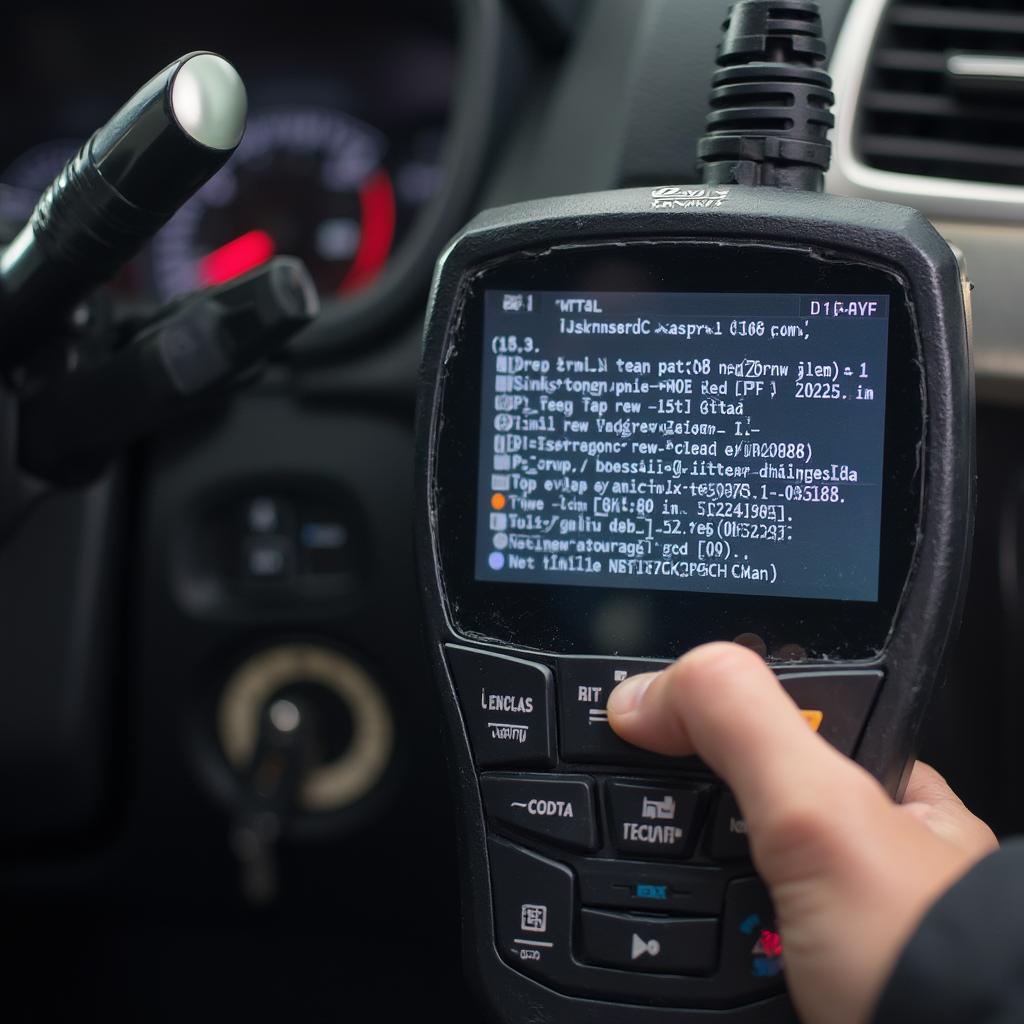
[414,3,974,1021]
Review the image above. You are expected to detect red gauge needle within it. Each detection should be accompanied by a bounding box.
[199,229,276,286]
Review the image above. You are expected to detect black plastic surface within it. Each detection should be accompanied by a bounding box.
[0,473,122,842]
[90,52,242,212]
[488,835,787,1009]
[434,243,924,661]
[482,772,598,851]
[415,184,972,1023]
[606,779,706,859]
[777,670,883,755]
[446,643,556,767]
[420,190,972,794]
[0,53,241,348]
[579,907,718,974]
[699,1,835,190]
[576,858,728,915]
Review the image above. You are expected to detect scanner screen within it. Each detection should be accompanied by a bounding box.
[475,289,889,603]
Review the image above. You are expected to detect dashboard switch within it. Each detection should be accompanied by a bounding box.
[607,780,706,859]
[481,773,597,852]
[777,671,883,755]
[718,877,785,1001]
[446,645,554,768]
[558,658,684,766]
[707,791,750,861]
[579,908,718,975]
[489,837,574,985]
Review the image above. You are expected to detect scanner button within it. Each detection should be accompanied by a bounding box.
[776,670,883,756]
[607,780,706,859]
[558,658,683,766]
[579,908,718,975]
[446,645,554,768]
[719,877,785,999]
[576,858,727,915]
[489,837,574,985]
[800,709,824,732]
[482,774,597,852]
[707,790,750,861]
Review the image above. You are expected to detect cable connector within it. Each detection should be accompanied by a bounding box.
[698,0,834,191]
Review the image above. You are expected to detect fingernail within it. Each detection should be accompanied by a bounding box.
[607,672,659,715]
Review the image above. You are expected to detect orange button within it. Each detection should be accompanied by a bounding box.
[799,709,824,732]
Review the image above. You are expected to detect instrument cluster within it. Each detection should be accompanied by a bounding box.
[0,3,456,308]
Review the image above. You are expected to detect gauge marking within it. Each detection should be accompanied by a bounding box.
[150,106,400,301]
[199,228,276,286]
[341,168,396,294]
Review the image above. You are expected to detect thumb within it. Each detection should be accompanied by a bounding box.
[608,643,986,1024]
[607,641,880,882]
[900,760,998,859]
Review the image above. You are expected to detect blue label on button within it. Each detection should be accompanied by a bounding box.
[300,522,347,549]
[635,884,668,901]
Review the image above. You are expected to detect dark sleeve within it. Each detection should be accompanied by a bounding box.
[872,838,1024,1024]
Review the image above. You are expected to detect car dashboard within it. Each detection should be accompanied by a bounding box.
[1,1,1022,1021]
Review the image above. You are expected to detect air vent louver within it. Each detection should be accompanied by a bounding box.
[858,0,1024,185]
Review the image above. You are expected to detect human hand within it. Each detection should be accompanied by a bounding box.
[607,642,998,1024]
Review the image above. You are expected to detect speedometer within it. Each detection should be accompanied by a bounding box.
[151,107,402,300]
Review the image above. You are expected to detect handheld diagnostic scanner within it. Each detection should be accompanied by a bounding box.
[414,3,974,1021]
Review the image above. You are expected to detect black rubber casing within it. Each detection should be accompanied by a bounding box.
[414,185,974,1023]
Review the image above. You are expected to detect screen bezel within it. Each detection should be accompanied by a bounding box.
[431,240,924,661]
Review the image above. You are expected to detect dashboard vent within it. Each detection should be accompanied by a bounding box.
[857,0,1024,185]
